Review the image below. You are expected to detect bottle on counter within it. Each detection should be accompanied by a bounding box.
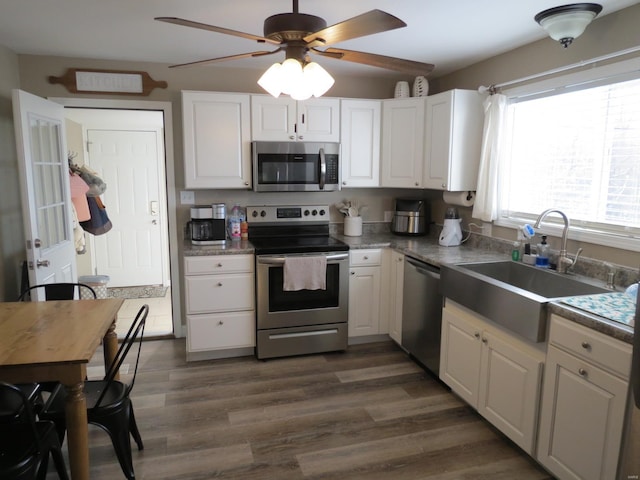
[228,204,244,240]
[535,235,550,268]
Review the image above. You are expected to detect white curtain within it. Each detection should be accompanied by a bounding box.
[472,93,508,222]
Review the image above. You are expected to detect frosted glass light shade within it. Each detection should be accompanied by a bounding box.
[280,58,303,95]
[535,3,602,48]
[303,62,335,97]
[257,63,283,98]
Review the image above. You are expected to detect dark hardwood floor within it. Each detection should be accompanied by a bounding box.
[47,339,552,479]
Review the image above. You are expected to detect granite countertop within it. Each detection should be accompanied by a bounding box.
[183,232,635,343]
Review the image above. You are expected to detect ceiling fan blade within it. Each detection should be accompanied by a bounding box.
[169,49,282,68]
[155,17,281,45]
[303,10,405,48]
[312,47,434,76]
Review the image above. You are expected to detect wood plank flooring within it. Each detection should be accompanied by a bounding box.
[47,339,552,479]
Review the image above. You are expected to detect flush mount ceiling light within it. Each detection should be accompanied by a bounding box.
[535,3,603,48]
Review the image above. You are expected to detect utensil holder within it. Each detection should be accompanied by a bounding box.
[344,216,363,237]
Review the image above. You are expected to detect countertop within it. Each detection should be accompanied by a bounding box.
[183,232,635,344]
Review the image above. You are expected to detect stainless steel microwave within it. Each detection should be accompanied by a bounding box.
[252,141,341,192]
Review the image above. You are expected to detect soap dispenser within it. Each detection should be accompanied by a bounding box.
[535,235,550,268]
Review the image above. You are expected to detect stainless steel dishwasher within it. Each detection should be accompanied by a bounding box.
[401,256,442,375]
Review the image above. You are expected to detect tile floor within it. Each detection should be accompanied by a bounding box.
[114,287,174,338]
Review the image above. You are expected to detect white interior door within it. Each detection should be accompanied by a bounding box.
[12,89,77,296]
[87,129,163,287]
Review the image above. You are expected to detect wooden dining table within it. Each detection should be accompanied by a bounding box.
[0,298,124,480]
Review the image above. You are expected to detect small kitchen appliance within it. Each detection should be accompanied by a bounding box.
[439,207,463,246]
[190,204,226,245]
[391,198,429,236]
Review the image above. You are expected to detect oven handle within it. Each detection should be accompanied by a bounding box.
[257,253,349,265]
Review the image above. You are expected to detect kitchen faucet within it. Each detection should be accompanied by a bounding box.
[533,209,582,274]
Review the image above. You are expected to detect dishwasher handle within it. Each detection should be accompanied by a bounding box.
[406,256,440,278]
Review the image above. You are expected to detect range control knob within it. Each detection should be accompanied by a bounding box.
[304,210,310,216]
[251,210,258,218]
[319,209,326,216]
[312,209,318,216]
[260,210,266,217]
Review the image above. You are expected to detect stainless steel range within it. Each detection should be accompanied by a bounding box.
[248,205,349,360]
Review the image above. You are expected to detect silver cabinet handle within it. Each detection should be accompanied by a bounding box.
[474,332,480,339]
[578,368,588,377]
[217,282,223,287]
[218,320,224,326]
[581,341,591,350]
[482,337,488,344]
[217,263,223,267]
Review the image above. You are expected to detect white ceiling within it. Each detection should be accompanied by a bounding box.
[0,0,636,78]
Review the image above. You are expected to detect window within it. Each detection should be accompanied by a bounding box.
[498,60,640,251]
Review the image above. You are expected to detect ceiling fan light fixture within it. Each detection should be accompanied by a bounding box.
[535,3,603,48]
[257,58,335,100]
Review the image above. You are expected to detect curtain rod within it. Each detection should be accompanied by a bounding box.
[479,45,640,94]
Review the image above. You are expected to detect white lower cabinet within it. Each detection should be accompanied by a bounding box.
[184,255,255,357]
[348,249,383,337]
[537,315,631,480]
[440,301,544,455]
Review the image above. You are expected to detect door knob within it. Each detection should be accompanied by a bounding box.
[36,259,50,268]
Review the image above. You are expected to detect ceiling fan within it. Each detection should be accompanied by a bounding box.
[154,0,435,76]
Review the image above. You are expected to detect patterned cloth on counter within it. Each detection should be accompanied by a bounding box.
[561,292,635,326]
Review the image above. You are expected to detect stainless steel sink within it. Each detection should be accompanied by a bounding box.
[440,260,609,342]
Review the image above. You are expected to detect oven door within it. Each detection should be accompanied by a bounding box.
[256,252,349,329]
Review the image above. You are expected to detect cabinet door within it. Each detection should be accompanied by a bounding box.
[251,95,296,141]
[381,98,425,188]
[537,346,628,480]
[439,307,482,406]
[387,251,404,344]
[298,98,340,142]
[340,99,381,188]
[424,90,483,191]
[348,266,381,337]
[478,331,543,455]
[182,91,251,189]
[185,273,255,314]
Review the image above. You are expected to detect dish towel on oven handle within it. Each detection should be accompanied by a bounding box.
[283,256,327,291]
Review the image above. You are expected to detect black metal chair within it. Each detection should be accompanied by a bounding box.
[40,305,149,480]
[0,382,69,480]
[17,283,96,302]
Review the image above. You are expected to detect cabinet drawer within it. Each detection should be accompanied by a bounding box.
[187,311,255,351]
[549,314,632,378]
[350,249,382,266]
[185,273,254,314]
[184,255,253,275]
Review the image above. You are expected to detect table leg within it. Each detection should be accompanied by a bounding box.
[103,320,120,381]
[65,381,89,480]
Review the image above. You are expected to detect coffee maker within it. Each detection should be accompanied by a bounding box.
[439,207,463,246]
[190,204,226,245]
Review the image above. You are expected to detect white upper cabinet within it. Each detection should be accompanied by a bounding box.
[182,91,252,189]
[423,89,484,191]
[381,97,426,188]
[251,95,340,142]
[340,99,381,188]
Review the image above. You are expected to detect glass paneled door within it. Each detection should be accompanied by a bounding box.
[12,89,76,297]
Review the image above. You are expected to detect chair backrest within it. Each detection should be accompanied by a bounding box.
[0,382,43,454]
[96,304,149,408]
[17,282,97,301]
